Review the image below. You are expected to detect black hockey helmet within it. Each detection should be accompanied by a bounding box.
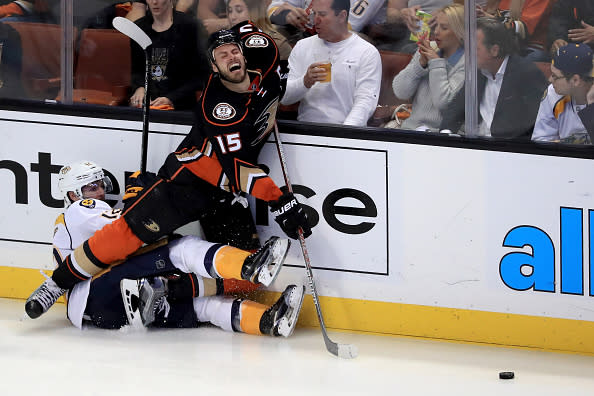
[207,29,242,64]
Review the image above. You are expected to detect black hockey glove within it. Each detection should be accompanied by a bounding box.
[123,171,158,208]
[269,192,312,240]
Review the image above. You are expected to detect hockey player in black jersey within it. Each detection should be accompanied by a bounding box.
[26,22,312,320]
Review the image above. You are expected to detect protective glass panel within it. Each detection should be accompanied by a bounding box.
[0,1,62,101]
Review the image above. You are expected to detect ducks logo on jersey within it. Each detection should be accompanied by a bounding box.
[143,219,161,233]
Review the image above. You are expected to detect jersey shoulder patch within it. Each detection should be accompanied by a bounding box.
[245,34,269,48]
[80,199,96,209]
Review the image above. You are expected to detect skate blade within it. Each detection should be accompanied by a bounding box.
[278,285,305,337]
[257,239,290,286]
[120,279,143,328]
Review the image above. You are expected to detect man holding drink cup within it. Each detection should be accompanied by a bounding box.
[302,57,332,87]
[281,0,381,126]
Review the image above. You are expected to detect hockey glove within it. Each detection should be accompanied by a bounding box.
[123,171,158,207]
[269,192,312,240]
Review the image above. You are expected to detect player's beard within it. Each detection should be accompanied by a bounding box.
[218,66,248,84]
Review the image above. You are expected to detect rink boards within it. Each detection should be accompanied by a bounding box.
[2,109,594,354]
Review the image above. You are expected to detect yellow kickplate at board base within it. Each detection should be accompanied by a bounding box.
[2,265,594,354]
[0,267,65,304]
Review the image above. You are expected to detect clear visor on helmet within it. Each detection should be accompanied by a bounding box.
[80,176,113,197]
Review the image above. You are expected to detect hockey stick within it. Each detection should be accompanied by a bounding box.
[112,17,152,173]
[272,121,358,359]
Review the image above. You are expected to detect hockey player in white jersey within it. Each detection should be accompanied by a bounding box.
[40,160,304,336]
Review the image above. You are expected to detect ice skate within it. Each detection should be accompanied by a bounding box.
[120,278,143,328]
[241,236,290,286]
[25,278,67,319]
[138,277,170,326]
[260,284,305,337]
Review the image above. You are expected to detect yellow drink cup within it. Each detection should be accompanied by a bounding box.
[319,62,332,83]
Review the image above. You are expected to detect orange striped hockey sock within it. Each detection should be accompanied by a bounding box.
[238,300,269,335]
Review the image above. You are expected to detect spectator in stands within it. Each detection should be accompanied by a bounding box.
[129,0,209,111]
[268,0,397,46]
[475,0,553,62]
[126,0,197,21]
[391,4,464,131]
[268,0,388,32]
[0,0,51,22]
[389,0,454,26]
[80,2,134,29]
[280,0,381,126]
[0,21,24,99]
[548,0,594,54]
[0,1,33,21]
[376,0,452,53]
[532,43,593,143]
[267,0,317,45]
[198,0,230,34]
[440,17,547,139]
[227,0,292,61]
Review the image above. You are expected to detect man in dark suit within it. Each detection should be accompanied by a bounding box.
[440,18,548,140]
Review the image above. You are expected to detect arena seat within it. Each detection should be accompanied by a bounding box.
[4,22,64,100]
[370,50,412,126]
[378,50,412,106]
[70,28,131,106]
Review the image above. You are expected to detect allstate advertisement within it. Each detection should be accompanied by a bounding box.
[2,109,594,325]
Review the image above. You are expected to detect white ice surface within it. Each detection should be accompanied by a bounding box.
[1,298,593,395]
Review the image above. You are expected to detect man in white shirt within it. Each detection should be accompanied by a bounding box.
[281,0,381,126]
[532,43,594,143]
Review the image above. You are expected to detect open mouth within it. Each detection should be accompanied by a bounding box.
[229,63,241,72]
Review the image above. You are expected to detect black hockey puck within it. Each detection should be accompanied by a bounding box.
[499,371,514,379]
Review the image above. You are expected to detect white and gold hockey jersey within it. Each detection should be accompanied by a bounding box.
[532,84,588,142]
[53,199,121,328]
[52,200,249,331]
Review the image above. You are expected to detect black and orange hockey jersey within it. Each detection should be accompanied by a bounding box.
[159,21,283,203]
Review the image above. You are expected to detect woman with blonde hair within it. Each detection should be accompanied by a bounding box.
[227,0,292,60]
[391,3,465,131]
